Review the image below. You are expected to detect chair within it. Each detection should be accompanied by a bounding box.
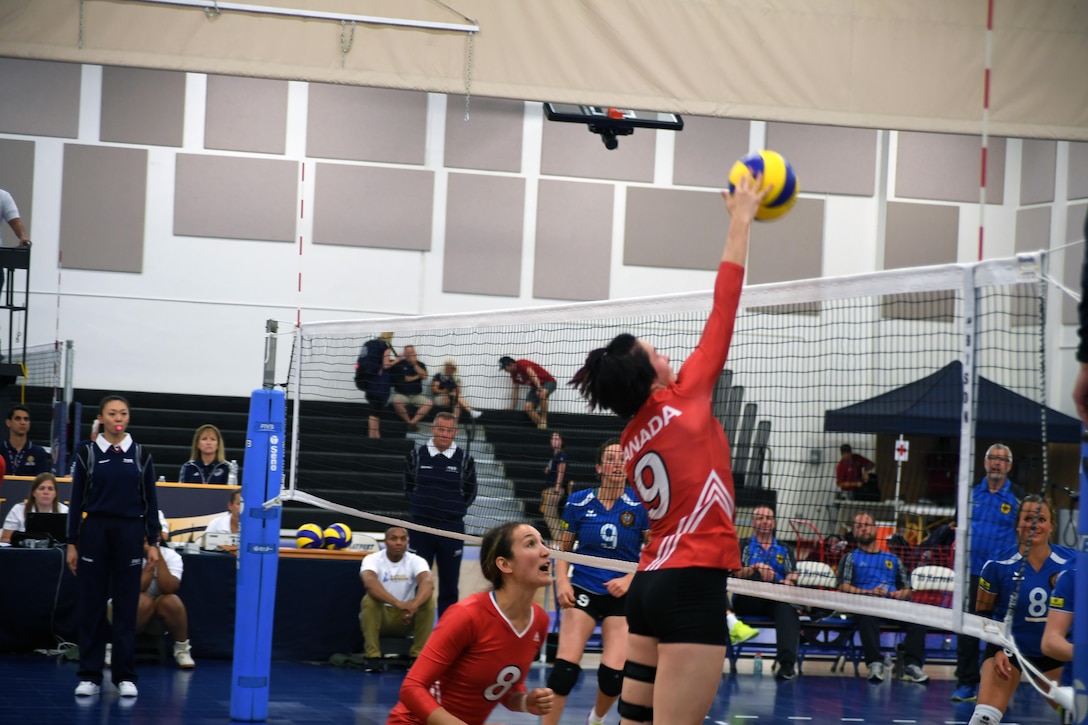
[795,560,837,589]
[910,565,955,608]
[788,518,825,563]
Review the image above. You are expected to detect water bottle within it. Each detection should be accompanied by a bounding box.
[227,460,239,486]
[753,653,763,676]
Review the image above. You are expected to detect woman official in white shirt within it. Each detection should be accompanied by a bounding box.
[1,472,67,543]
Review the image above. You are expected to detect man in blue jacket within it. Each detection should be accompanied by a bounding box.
[951,443,1025,702]
[404,412,476,617]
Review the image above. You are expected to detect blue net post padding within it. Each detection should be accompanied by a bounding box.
[229,389,285,722]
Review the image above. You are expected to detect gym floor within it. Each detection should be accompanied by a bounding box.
[0,651,1064,724]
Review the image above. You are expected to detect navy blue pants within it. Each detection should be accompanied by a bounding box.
[410,524,463,618]
[76,516,145,685]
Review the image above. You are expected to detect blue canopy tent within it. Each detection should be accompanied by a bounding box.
[823,361,1081,443]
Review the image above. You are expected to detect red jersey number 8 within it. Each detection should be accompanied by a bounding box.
[632,452,671,520]
[484,665,522,701]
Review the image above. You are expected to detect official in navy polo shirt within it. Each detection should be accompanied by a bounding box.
[3,405,53,475]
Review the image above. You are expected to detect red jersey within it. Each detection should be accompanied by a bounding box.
[622,262,743,572]
[835,453,873,483]
[510,360,555,386]
[387,591,549,725]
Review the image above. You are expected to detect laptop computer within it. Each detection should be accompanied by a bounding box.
[25,512,69,545]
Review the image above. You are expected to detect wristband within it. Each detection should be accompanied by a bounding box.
[519,693,530,712]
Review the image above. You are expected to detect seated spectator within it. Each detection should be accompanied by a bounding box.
[359,526,435,671]
[141,515,196,668]
[178,424,231,484]
[731,505,801,680]
[3,405,53,476]
[430,359,481,422]
[204,490,242,537]
[107,515,196,670]
[1,472,67,543]
[391,345,434,432]
[838,513,929,684]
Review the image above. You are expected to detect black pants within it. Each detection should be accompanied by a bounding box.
[955,573,981,686]
[732,593,800,667]
[856,615,926,668]
[410,523,464,618]
[76,516,145,685]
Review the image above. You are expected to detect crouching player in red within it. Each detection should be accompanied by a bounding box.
[387,521,554,725]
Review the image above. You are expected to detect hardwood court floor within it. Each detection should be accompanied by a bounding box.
[0,652,1064,725]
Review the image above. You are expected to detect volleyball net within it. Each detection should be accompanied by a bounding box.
[276,253,1082,709]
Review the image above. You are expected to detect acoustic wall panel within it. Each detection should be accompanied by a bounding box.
[60,144,147,273]
[767,123,878,197]
[174,154,297,242]
[1063,203,1088,325]
[0,58,80,139]
[672,116,750,189]
[1020,139,1056,205]
[541,115,654,182]
[624,187,723,270]
[1015,206,1051,253]
[444,96,523,173]
[443,174,525,297]
[533,179,613,301]
[1069,142,1088,200]
[896,132,1005,204]
[746,198,825,284]
[205,75,289,154]
[312,163,433,251]
[100,66,185,147]
[307,84,427,165]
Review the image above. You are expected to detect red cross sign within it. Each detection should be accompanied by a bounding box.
[894,437,909,462]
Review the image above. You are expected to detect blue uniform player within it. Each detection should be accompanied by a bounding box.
[546,439,649,725]
[1041,567,1075,663]
[969,496,1074,725]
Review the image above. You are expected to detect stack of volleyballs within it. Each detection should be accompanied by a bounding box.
[728,150,799,221]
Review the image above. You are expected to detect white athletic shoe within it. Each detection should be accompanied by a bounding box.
[74,681,100,697]
[174,640,196,669]
[117,681,138,698]
[867,662,886,682]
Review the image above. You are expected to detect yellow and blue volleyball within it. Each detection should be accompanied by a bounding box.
[296,523,324,549]
[323,523,353,550]
[728,150,799,221]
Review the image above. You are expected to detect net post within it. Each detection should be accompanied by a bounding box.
[229,389,286,722]
[952,265,979,635]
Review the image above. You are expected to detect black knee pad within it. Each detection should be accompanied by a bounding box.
[623,660,657,684]
[617,698,653,723]
[546,658,582,696]
[597,664,623,697]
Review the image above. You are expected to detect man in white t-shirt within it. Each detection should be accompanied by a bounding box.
[204,490,241,539]
[359,525,435,669]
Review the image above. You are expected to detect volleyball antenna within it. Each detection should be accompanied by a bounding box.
[543,103,683,150]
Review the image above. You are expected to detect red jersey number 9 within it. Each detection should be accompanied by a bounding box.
[632,451,671,520]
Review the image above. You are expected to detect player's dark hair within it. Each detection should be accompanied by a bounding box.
[98,395,130,415]
[480,521,522,590]
[840,443,852,454]
[597,438,621,465]
[6,404,29,421]
[569,333,656,419]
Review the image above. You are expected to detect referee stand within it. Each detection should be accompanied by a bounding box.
[0,245,31,413]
